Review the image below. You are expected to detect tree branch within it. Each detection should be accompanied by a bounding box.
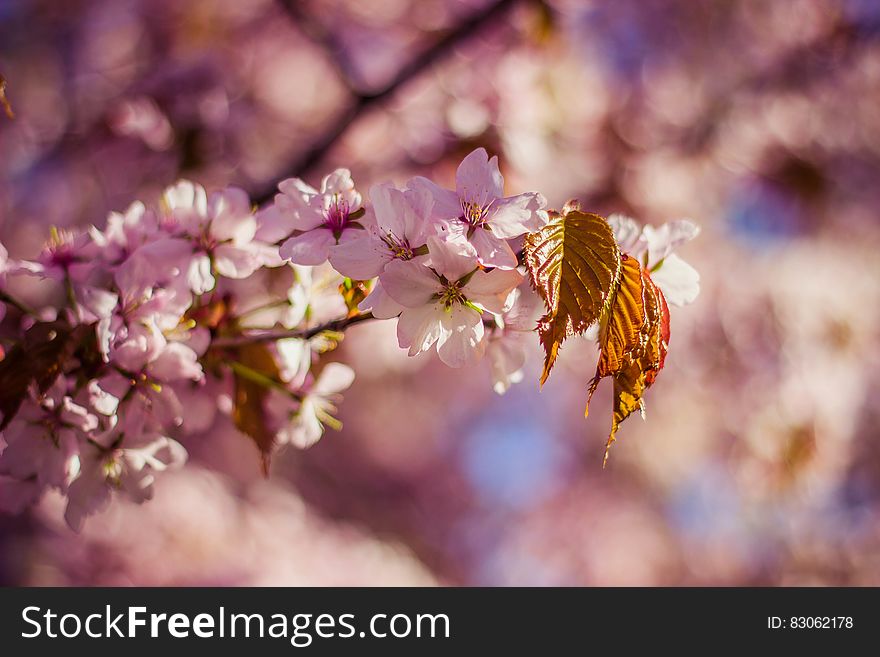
[276,0,362,91]
[255,0,518,205]
[212,311,376,348]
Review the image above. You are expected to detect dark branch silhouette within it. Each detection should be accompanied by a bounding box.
[211,311,376,347]
[255,0,518,205]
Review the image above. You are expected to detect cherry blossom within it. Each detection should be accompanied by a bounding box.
[276,169,365,266]
[410,148,547,269]
[329,182,436,279]
[86,201,160,267]
[64,426,187,532]
[34,228,95,282]
[0,382,91,493]
[380,236,523,367]
[159,181,276,293]
[0,167,700,533]
[97,341,204,437]
[486,285,543,394]
[268,362,355,449]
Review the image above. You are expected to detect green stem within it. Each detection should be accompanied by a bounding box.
[0,290,36,316]
[63,274,77,310]
[227,360,302,400]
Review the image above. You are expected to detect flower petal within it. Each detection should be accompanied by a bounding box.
[456,147,503,207]
[488,335,527,394]
[254,205,297,243]
[426,235,480,281]
[651,253,700,306]
[358,280,404,319]
[313,362,356,396]
[208,187,256,243]
[214,244,261,279]
[436,304,486,367]
[148,343,203,382]
[485,191,547,239]
[328,228,391,279]
[320,168,362,212]
[275,178,326,231]
[379,258,440,307]
[187,253,215,294]
[466,268,523,314]
[607,213,646,255]
[279,229,336,266]
[162,180,208,233]
[644,219,700,267]
[397,303,444,355]
[467,227,518,270]
[407,176,461,220]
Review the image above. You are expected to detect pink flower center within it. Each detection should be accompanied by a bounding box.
[459,200,490,228]
[381,232,414,260]
[438,281,466,309]
[324,195,351,235]
[198,232,218,252]
[45,228,80,270]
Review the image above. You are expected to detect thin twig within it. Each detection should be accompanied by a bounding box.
[0,290,35,316]
[254,0,518,204]
[212,311,376,347]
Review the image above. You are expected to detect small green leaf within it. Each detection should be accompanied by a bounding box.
[231,343,284,475]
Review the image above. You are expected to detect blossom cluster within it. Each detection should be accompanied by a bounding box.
[0,147,699,530]
[0,180,351,529]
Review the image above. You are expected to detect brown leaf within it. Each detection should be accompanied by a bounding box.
[231,343,283,475]
[0,321,91,430]
[523,206,621,384]
[0,74,14,120]
[595,253,646,379]
[594,268,670,466]
[644,274,669,387]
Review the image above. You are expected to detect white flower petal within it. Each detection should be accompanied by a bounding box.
[651,254,700,306]
[436,304,486,367]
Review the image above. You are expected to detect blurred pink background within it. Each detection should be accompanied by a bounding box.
[2,0,880,585]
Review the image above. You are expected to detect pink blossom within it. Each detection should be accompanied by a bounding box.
[34,228,95,282]
[0,383,92,493]
[274,338,312,389]
[97,342,203,436]
[380,236,523,367]
[96,264,192,370]
[86,201,161,267]
[329,182,436,279]
[269,362,355,449]
[357,279,407,319]
[486,285,543,394]
[64,427,187,532]
[289,263,349,327]
[410,148,547,269]
[160,181,276,293]
[276,169,364,266]
[109,96,174,151]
